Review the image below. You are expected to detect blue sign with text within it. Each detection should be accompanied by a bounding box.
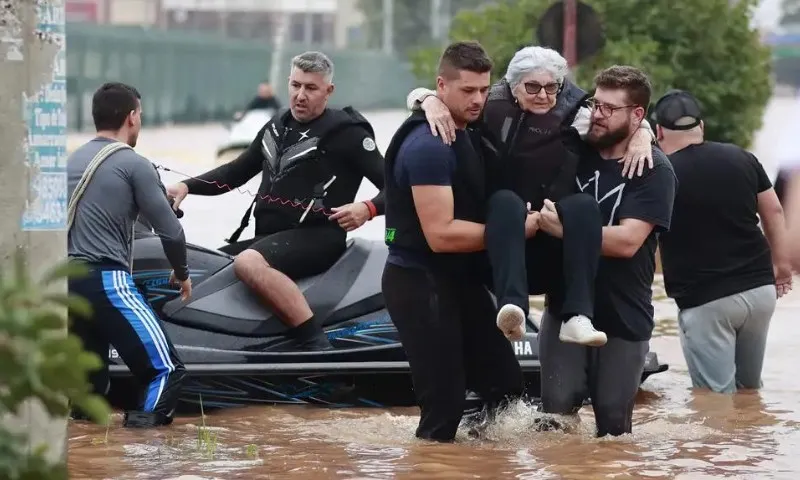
[21,3,67,231]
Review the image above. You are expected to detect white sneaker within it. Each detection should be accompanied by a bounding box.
[559,315,607,346]
[497,304,526,341]
[528,311,542,330]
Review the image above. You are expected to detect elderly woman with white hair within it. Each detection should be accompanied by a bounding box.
[406,46,655,348]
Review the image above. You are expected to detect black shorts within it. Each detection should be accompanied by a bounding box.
[219,225,346,279]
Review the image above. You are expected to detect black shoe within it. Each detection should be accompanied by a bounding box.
[287,315,334,351]
[123,411,173,428]
[295,334,334,351]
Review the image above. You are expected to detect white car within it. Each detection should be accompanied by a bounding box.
[214,108,276,166]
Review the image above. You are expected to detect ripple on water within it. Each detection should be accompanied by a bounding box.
[68,288,800,479]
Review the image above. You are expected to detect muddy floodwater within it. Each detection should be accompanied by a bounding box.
[66,100,800,478]
[68,278,800,479]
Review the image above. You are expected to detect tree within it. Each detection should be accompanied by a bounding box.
[355,0,487,56]
[0,253,111,479]
[409,0,773,149]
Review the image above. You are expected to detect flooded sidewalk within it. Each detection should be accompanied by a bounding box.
[66,98,800,479]
[67,280,800,479]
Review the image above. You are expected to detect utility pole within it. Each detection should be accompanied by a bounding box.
[431,0,441,42]
[382,0,393,55]
[0,0,69,466]
[563,0,577,67]
[269,12,289,88]
[440,0,450,43]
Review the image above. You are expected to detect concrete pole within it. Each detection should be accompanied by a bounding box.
[563,0,578,67]
[431,0,441,42]
[0,0,69,467]
[441,0,451,43]
[382,0,393,55]
[269,12,289,90]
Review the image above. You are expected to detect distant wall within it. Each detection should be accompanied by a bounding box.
[775,57,800,89]
[66,23,417,131]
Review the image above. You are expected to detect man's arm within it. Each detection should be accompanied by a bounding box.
[338,126,386,216]
[759,188,790,264]
[752,153,790,268]
[785,172,800,272]
[413,186,486,253]
[181,124,266,195]
[128,155,189,280]
[602,161,677,258]
[402,135,486,253]
[601,218,658,258]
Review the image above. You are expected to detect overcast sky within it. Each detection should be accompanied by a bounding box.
[754,0,785,30]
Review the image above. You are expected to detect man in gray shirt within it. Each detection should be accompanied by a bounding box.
[68,82,191,428]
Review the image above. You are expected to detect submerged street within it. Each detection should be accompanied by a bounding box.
[67,98,800,479]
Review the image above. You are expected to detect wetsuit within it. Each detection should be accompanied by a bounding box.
[67,137,188,428]
[183,107,384,346]
[382,112,524,443]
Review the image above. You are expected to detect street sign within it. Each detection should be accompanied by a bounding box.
[537,0,605,64]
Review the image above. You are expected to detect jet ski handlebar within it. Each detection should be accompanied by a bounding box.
[168,197,184,219]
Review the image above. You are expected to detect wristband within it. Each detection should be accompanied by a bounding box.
[363,200,377,220]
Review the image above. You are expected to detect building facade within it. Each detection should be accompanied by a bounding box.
[65,0,365,48]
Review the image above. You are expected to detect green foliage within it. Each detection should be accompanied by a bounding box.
[355,0,487,56]
[0,252,111,479]
[410,0,773,148]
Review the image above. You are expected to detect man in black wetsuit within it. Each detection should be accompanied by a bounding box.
[167,51,385,351]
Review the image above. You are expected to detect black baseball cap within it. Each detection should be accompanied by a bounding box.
[653,89,703,130]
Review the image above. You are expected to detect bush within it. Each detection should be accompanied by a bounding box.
[409,0,773,149]
[0,253,111,479]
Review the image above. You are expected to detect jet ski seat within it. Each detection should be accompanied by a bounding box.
[162,236,386,337]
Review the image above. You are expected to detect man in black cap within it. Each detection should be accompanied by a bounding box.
[654,89,792,394]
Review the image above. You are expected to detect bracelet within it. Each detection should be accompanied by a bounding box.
[363,200,377,220]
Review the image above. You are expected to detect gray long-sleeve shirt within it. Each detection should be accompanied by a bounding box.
[67,137,189,280]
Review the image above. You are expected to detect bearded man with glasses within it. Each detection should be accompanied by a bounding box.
[406,46,656,347]
[536,65,677,437]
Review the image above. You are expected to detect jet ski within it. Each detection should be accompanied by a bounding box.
[107,212,669,414]
[214,108,275,166]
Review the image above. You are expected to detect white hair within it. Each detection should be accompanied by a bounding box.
[291,51,334,83]
[504,46,569,89]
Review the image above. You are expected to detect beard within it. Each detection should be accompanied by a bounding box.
[586,122,631,150]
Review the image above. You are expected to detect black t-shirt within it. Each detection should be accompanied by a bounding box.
[658,141,775,309]
[574,146,677,341]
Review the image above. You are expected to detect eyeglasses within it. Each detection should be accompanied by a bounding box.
[524,82,560,95]
[587,97,638,118]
